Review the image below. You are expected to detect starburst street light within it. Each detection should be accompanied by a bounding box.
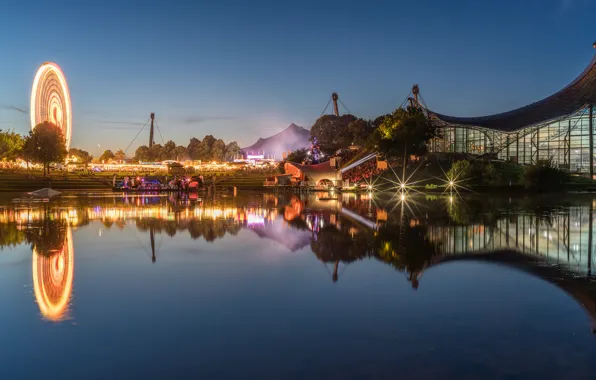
[433,163,471,197]
[380,160,428,197]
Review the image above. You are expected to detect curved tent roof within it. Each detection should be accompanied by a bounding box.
[286,161,335,175]
[427,55,596,132]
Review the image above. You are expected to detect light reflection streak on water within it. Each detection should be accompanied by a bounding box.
[0,206,280,226]
[3,194,596,331]
[3,195,596,280]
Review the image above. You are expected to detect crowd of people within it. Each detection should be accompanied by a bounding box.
[116,175,208,191]
[342,159,384,185]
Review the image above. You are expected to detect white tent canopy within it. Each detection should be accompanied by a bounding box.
[28,188,62,198]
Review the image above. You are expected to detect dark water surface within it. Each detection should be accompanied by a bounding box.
[1,191,596,379]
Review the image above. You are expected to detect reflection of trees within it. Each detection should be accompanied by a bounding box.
[0,223,27,249]
[446,195,574,226]
[447,198,501,225]
[310,222,374,282]
[373,221,440,289]
[25,217,68,257]
[311,225,371,264]
[187,220,240,242]
[285,215,310,230]
[307,211,442,287]
[134,218,241,243]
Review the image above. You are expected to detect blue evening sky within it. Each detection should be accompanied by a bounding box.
[0,0,595,155]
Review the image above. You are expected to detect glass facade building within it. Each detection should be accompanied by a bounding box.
[424,56,596,176]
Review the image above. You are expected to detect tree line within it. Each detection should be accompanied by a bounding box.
[307,105,438,160]
[0,123,243,175]
[132,135,241,163]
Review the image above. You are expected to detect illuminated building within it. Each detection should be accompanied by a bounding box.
[420,51,596,176]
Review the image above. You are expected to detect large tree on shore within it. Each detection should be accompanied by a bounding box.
[187,137,201,160]
[347,118,375,148]
[310,114,357,155]
[210,139,226,161]
[374,107,437,158]
[134,145,152,162]
[224,142,241,161]
[174,145,189,161]
[163,140,176,159]
[22,122,68,176]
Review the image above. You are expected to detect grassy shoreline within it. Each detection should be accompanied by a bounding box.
[0,170,270,192]
[2,165,596,194]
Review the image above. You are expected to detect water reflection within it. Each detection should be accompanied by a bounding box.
[32,226,74,321]
[2,192,596,328]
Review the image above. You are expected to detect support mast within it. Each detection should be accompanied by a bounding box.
[149,112,155,148]
[332,93,339,117]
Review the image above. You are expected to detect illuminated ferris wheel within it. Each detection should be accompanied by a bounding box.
[30,62,72,149]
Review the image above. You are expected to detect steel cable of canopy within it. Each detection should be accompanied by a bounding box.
[338,97,352,115]
[320,97,333,117]
[154,119,165,145]
[124,116,151,154]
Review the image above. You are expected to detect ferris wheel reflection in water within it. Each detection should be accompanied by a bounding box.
[32,226,74,322]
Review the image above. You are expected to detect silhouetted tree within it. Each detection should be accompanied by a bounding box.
[114,149,126,162]
[68,148,93,167]
[134,145,152,162]
[310,114,357,154]
[210,139,226,161]
[22,122,68,176]
[224,142,241,161]
[99,149,115,163]
[347,118,375,147]
[174,145,190,161]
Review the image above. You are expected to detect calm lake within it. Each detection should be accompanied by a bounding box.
[1,191,596,379]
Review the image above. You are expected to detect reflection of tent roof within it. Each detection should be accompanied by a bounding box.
[28,188,61,198]
[427,55,596,131]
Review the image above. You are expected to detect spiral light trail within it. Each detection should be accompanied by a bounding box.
[30,62,72,149]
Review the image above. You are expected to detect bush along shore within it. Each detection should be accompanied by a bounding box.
[370,158,596,194]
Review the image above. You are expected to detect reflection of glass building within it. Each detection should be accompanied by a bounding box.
[427,206,596,276]
[423,55,596,176]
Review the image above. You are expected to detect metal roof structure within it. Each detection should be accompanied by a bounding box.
[426,55,596,132]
